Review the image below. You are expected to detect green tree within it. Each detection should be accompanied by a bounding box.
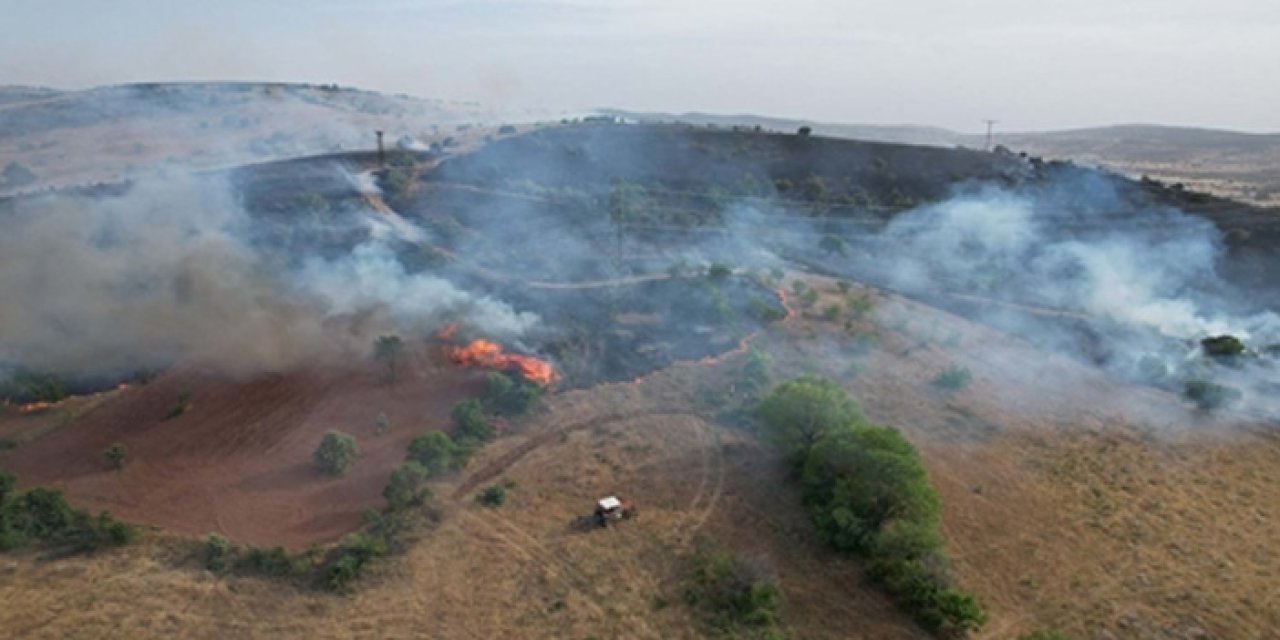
[757,376,864,464]
[204,533,233,572]
[406,431,460,476]
[451,399,492,445]
[383,462,432,510]
[374,335,406,383]
[313,431,359,475]
[797,126,812,136]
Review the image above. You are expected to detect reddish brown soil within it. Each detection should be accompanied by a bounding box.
[0,348,481,549]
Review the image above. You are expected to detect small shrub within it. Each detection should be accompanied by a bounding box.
[373,335,405,383]
[707,263,733,280]
[685,546,784,635]
[1184,379,1242,411]
[165,390,192,420]
[931,365,972,391]
[374,412,390,435]
[313,431,359,475]
[822,304,841,321]
[204,533,232,572]
[478,484,507,507]
[103,443,128,470]
[1201,335,1246,360]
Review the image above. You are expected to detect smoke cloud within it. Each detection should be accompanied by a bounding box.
[0,170,537,378]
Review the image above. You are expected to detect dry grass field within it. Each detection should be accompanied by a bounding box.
[3,274,1277,639]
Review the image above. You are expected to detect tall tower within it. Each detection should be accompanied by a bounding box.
[376,130,385,167]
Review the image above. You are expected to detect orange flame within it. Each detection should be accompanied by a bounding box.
[447,339,555,386]
[436,322,460,341]
[17,401,54,413]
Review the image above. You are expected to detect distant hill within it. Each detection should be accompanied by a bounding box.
[603,110,1280,207]
[0,82,533,195]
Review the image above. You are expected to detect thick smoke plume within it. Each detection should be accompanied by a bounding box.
[0,171,535,378]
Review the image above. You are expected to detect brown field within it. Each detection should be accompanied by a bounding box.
[2,275,1278,639]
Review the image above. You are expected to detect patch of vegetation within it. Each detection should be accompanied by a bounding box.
[0,370,66,404]
[451,399,493,447]
[684,544,785,638]
[1,470,133,553]
[383,462,432,511]
[758,377,985,636]
[708,263,733,280]
[165,390,193,420]
[477,484,507,507]
[931,365,972,392]
[1200,335,1246,360]
[819,233,846,256]
[1183,379,1243,411]
[375,411,390,435]
[757,375,863,464]
[103,443,128,470]
[406,430,465,477]
[313,431,359,475]
[483,371,542,415]
[373,335,405,383]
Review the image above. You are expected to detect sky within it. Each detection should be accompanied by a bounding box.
[1,0,1278,133]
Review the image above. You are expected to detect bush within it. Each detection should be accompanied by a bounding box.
[373,335,405,383]
[313,431,359,475]
[758,376,985,635]
[103,443,128,470]
[819,234,846,256]
[0,479,133,553]
[484,372,541,415]
[165,390,192,420]
[1183,379,1242,411]
[738,348,772,399]
[1201,335,1246,360]
[325,531,388,592]
[685,546,784,636]
[478,484,507,507]
[931,365,972,391]
[383,463,432,511]
[406,431,461,477]
[0,371,65,404]
[451,399,492,445]
[708,263,733,280]
[757,375,864,464]
[204,533,232,572]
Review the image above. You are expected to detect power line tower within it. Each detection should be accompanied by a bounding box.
[982,119,998,151]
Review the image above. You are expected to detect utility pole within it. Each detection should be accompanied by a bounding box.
[375,130,385,168]
[983,119,998,151]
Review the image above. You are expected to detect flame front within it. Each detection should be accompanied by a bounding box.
[447,339,555,386]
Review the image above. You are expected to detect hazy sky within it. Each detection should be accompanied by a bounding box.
[2,0,1278,132]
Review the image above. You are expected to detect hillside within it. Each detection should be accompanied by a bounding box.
[605,110,1280,208]
[3,122,1279,639]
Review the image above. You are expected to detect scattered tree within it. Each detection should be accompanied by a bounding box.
[406,431,461,477]
[757,375,863,463]
[383,462,431,510]
[375,412,390,435]
[451,399,492,445]
[204,533,232,572]
[313,431,359,475]
[797,126,812,136]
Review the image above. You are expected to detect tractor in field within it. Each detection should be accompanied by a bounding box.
[571,496,637,530]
